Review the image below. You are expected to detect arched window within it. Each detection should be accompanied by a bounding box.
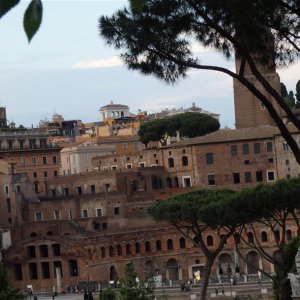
[46,231,53,236]
[109,246,114,257]
[117,244,122,256]
[100,247,106,258]
[261,231,268,242]
[135,242,141,253]
[167,239,173,250]
[182,156,189,166]
[193,236,200,247]
[156,240,162,251]
[30,232,37,237]
[126,244,131,255]
[145,241,151,252]
[220,234,227,244]
[207,235,214,246]
[179,237,186,249]
[286,229,293,241]
[168,158,174,168]
[102,223,107,230]
[247,232,254,243]
[275,230,280,241]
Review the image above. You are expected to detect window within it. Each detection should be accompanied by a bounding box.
[267,141,273,152]
[4,185,9,194]
[40,245,49,257]
[51,189,56,198]
[111,166,117,170]
[182,156,189,166]
[256,171,263,182]
[183,176,191,187]
[260,102,266,110]
[267,170,275,181]
[27,246,36,258]
[126,156,130,161]
[29,263,38,280]
[7,198,11,213]
[122,143,128,149]
[230,145,238,156]
[206,153,214,164]
[275,230,280,241]
[14,264,22,281]
[126,164,132,169]
[286,159,290,166]
[52,244,61,256]
[33,172,37,178]
[179,237,186,249]
[100,247,106,258]
[117,244,122,256]
[126,243,131,255]
[207,235,214,246]
[96,208,102,217]
[156,240,162,251]
[133,142,139,149]
[139,162,145,168]
[82,209,88,218]
[91,185,96,193]
[168,157,174,168]
[233,172,240,184]
[35,212,43,221]
[20,157,26,165]
[54,171,58,177]
[283,141,289,151]
[287,230,293,241]
[167,239,174,250]
[114,207,120,215]
[77,186,82,195]
[44,171,48,178]
[54,210,60,220]
[69,260,78,277]
[242,144,249,155]
[64,188,69,196]
[261,231,268,242]
[244,172,252,183]
[145,241,151,252]
[244,160,250,165]
[135,242,141,253]
[42,156,47,164]
[208,175,216,186]
[109,246,114,257]
[268,157,274,163]
[254,143,261,154]
[104,184,110,192]
[32,156,36,165]
[34,182,39,192]
[247,232,254,243]
[53,156,57,164]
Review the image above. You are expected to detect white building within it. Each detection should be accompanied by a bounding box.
[99,101,131,120]
[60,142,115,175]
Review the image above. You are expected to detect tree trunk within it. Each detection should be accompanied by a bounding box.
[200,257,215,300]
[278,275,289,300]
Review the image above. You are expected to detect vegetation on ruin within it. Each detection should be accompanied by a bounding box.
[99,0,300,165]
[138,112,220,145]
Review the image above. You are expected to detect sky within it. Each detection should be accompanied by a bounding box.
[0,0,300,128]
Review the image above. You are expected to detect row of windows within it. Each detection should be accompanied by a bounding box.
[99,237,187,258]
[168,156,189,168]
[27,244,60,258]
[230,142,273,156]
[14,259,77,281]
[207,170,276,186]
[238,229,293,244]
[35,207,113,221]
[20,155,57,166]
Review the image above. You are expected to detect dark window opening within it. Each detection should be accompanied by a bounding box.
[101,247,106,258]
[117,244,122,256]
[109,246,114,257]
[245,172,252,183]
[206,153,214,164]
[135,242,141,253]
[29,263,38,280]
[247,232,254,243]
[233,172,240,184]
[167,239,173,250]
[69,260,78,276]
[52,244,61,256]
[179,237,186,249]
[41,262,50,279]
[231,145,238,156]
[256,171,263,182]
[114,207,120,215]
[168,157,174,168]
[77,186,82,195]
[91,185,96,193]
[242,144,249,155]
[27,246,36,258]
[254,143,261,154]
[53,261,63,278]
[207,235,214,246]
[14,264,22,281]
[39,245,48,258]
[182,156,189,166]
[156,240,162,251]
[145,241,151,252]
[126,244,131,255]
[208,175,216,186]
[261,231,268,242]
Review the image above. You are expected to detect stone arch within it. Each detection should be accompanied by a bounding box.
[218,253,233,275]
[145,260,155,279]
[246,251,259,274]
[166,258,179,281]
[109,265,117,281]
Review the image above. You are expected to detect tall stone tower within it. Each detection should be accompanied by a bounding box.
[233,59,284,129]
[0,107,7,128]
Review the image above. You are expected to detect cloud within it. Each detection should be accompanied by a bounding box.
[72,56,123,69]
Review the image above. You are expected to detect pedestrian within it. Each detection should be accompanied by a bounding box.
[52,292,55,300]
[222,288,225,294]
[215,288,218,295]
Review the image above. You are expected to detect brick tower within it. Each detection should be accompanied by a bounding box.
[233,58,284,129]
